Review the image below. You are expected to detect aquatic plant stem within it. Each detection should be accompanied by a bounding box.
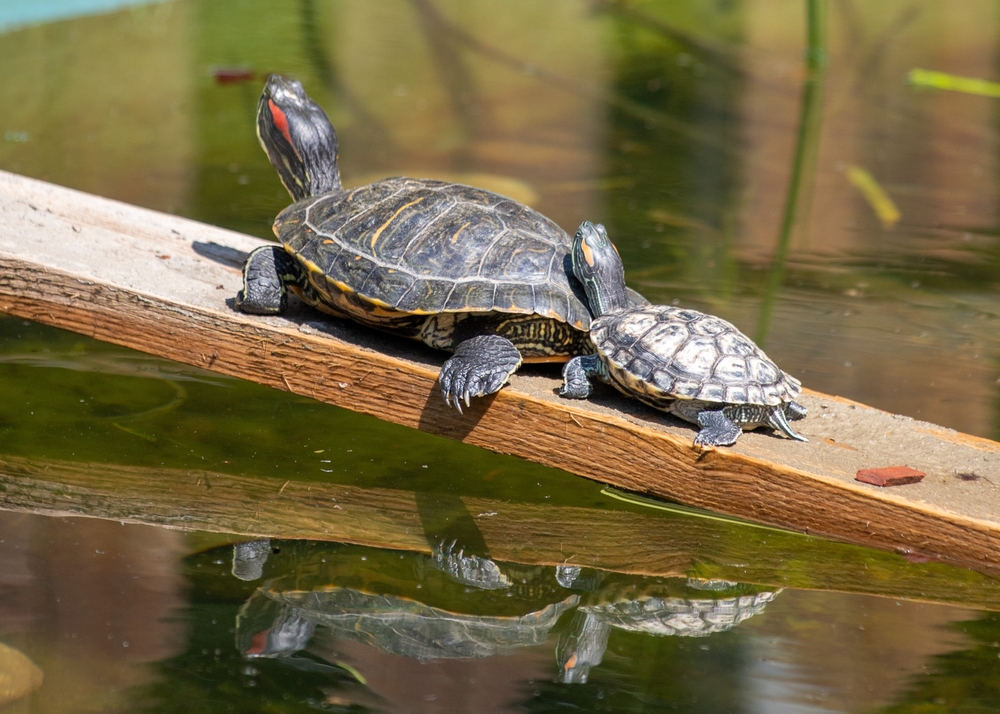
[754,0,827,347]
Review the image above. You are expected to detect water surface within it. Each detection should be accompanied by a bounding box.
[1,0,1000,711]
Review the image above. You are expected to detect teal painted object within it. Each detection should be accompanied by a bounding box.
[0,0,164,33]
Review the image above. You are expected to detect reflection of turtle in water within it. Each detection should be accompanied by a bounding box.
[239,585,578,661]
[234,542,579,664]
[231,539,272,581]
[429,537,513,590]
[555,571,780,683]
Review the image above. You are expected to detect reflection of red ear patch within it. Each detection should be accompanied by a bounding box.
[268,99,293,146]
[247,629,270,655]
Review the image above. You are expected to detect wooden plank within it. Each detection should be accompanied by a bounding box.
[1,169,1000,573]
[0,453,997,612]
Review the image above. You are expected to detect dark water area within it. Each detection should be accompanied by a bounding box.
[1,0,1000,711]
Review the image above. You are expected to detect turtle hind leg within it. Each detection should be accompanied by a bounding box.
[768,405,808,442]
[439,334,522,412]
[785,401,808,421]
[235,245,306,315]
[693,409,743,447]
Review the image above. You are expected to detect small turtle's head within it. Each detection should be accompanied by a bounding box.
[257,75,342,202]
[571,221,630,318]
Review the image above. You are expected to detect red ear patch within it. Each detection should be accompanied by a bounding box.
[580,239,595,267]
[267,99,293,147]
[247,629,270,655]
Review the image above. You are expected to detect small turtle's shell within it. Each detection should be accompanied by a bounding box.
[592,305,801,406]
[276,176,591,329]
[585,591,778,637]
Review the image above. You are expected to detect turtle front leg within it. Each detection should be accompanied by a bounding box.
[431,538,511,590]
[235,246,307,315]
[559,354,605,399]
[439,334,522,412]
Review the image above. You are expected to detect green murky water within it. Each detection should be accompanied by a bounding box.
[2,0,1000,711]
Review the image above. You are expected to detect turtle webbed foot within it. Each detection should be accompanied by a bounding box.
[693,410,742,447]
[439,334,522,411]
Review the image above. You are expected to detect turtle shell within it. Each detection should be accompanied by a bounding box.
[275,176,592,329]
[583,590,778,637]
[592,305,801,406]
[250,586,579,660]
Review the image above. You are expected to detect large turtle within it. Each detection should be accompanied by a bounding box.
[233,542,578,662]
[236,75,645,409]
[559,222,807,446]
[239,586,578,661]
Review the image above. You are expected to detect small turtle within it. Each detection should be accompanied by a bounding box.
[556,576,780,683]
[236,75,646,409]
[560,222,807,446]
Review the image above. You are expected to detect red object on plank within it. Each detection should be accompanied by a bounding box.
[856,466,925,487]
[213,67,256,85]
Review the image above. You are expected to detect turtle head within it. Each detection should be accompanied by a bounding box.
[571,221,630,317]
[257,75,342,202]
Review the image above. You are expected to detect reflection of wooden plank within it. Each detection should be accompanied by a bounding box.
[2,170,1000,574]
[1,454,998,612]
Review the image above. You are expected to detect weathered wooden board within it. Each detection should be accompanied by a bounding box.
[1,170,1000,574]
[0,453,997,612]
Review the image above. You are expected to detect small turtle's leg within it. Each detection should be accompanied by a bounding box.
[235,246,307,315]
[557,610,612,684]
[768,405,809,442]
[559,354,605,400]
[785,400,808,421]
[231,540,271,582]
[693,409,743,447]
[439,334,522,412]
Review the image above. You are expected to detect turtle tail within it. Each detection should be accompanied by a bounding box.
[768,405,808,442]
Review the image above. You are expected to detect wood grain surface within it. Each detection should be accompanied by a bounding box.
[0,453,997,611]
[1,170,1000,573]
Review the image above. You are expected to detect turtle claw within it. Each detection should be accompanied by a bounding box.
[439,335,522,410]
[445,389,464,414]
